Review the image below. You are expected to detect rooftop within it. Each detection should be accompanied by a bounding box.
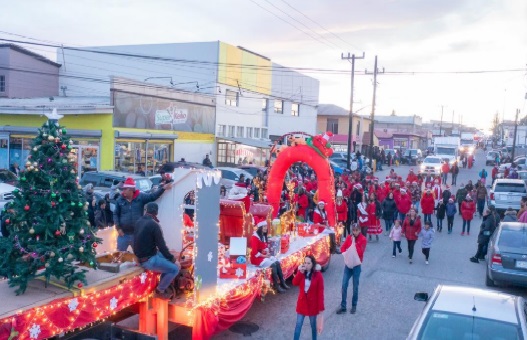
[0,44,61,67]
[0,96,112,114]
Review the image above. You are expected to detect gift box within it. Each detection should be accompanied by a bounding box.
[297,223,315,236]
[281,234,290,254]
[267,236,281,257]
[220,237,247,279]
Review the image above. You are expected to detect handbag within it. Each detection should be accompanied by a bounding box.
[343,237,362,269]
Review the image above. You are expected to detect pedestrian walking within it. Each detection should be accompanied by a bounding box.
[419,221,435,265]
[445,198,457,234]
[402,208,422,264]
[366,192,382,242]
[436,200,446,232]
[461,194,476,235]
[337,224,367,315]
[441,161,450,184]
[389,220,403,258]
[356,194,369,237]
[420,188,435,224]
[475,182,488,218]
[133,203,181,300]
[382,192,397,235]
[293,255,325,340]
[114,177,171,251]
[451,161,459,186]
[455,183,467,216]
[469,209,497,263]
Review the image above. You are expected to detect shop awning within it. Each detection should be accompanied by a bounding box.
[114,130,178,140]
[0,126,102,137]
[218,137,272,149]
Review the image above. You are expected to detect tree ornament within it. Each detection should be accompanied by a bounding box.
[92,242,98,248]
[71,169,75,174]
[34,168,39,172]
[79,229,85,235]
[45,263,50,268]
[47,136,54,141]
[32,162,37,167]
[24,205,30,211]
[66,254,74,260]
[55,230,61,236]
[25,161,31,167]
[28,166,34,171]
[79,246,84,253]
[47,158,52,163]
[67,145,72,150]
[58,257,63,263]
[13,189,19,194]
[51,201,56,207]
[62,128,67,134]
[62,159,67,163]
[86,220,90,225]
[59,198,63,203]
[29,228,35,234]
[20,177,26,181]
[71,202,76,206]
[77,283,83,288]
[51,192,56,198]
[50,252,55,257]
[33,147,38,151]
[68,231,75,242]
[55,137,60,143]
[5,219,9,224]
[78,202,83,207]
[61,144,67,150]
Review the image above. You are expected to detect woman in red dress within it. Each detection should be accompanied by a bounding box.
[366,192,383,241]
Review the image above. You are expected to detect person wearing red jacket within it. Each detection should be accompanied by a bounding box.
[491,165,499,184]
[292,254,325,340]
[406,169,418,183]
[420,189,435,224]
[335,191,349,235]
[295,188,309,222]
[337,224,367,315]
[441,162,450,185]
[250,223,289,293]
[460,194,476,235]
[402,209,422,264]
[395,188,412,221]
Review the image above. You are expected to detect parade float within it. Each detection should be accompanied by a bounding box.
[0,130,337,340]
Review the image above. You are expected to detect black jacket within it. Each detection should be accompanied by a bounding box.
[133,214,174,262]
[477,214,496,244]
[381,198,397,220]
[94,208,107,229]
[113,187,165,234]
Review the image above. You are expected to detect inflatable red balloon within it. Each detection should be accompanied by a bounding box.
[266,144,336,226]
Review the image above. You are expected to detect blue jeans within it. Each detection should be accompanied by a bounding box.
[423,214,432,224]
[462,220,471,233]
[117,234,134,251]
[398,212,406,221]
[341,265,361,309]
[141,253,180,291]
[413,201,420,213]
[392,241,402,256]
[293,314,317,340]
[477,199,485,217]
[384,219,394,232]
[437,218,443,229]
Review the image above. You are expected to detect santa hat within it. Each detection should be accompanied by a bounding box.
[448,198,454,202]
[412,181,418,185]
[355,183,362,189]
[256,220,267,228]
[322,131,333,142]
[337,190,343,197]
[318,201,326,206]
[434,179,439,183]
[410,168,414,172]
[426,182,432,188]
[122,177,136,188]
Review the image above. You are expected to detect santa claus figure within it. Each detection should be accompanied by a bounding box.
[432,179,443,205]
[307,131,334,158]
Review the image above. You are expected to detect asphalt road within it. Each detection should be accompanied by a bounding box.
[210,149,527,340]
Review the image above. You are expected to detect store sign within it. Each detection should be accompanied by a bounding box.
[155,110,173,125]
[171,108,188,124]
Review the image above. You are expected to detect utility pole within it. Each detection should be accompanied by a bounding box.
[439,105,444,137]
[512,109,520,160]
[341,52,365,169]
[365,55,384,169]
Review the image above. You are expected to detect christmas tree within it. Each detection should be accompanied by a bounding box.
[0,109,101,295]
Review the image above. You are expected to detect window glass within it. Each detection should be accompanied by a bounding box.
[291,103,299,116]
[274,100,283,114]
[225,90,238,107]
[0,75,5,92]
[254,128,260,138]
[327,119,338,134]
[237,126,244,138]
[221,170,236,180]
[262,99,268,111]
[499,229,527,248]
[494,183,526,193]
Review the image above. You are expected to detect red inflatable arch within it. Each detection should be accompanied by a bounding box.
[266,144,336,226]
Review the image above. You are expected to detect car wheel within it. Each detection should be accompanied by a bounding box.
[485,273,495,287]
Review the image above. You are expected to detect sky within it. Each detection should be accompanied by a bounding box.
[1,0,526,131]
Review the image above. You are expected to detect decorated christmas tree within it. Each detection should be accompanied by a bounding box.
[0,109,101,295]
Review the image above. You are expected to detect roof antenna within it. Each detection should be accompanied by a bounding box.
[472,296,476,312]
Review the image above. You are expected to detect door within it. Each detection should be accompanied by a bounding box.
[71,145,100,177]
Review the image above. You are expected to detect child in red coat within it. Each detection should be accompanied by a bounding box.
[460,194,476,235]
[292,255,325,340]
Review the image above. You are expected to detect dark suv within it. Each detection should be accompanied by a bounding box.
[79,171,153,192]
[402,149,423,165]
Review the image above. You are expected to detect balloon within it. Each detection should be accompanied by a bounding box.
[266,145,336,226]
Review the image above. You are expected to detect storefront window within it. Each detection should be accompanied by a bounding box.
[114,140,172,176]
[0,136,8,169]
[9,137,33,168]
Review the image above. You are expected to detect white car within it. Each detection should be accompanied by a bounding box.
[408,285,527,339]
[419,156,443,174]
[0,182,15,211]
[216,167,253,190]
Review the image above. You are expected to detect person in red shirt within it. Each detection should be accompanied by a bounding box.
[337,224,367,315]
[366,192,383,241]
[441,162,450,185]
[420,189,435,225]
[460,194,476,236]
[292,254,325,339]
[395,188,412,221]
[491,165,499,184]
[312,201,328,225]
[402,208,422,264]
[295,188,309,222]
[406,169,418,183]
[250,223,289,293]
[336,190,349,234]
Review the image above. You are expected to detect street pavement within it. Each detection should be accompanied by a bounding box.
[210,149,527,340]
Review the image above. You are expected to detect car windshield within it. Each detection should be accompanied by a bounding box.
[499,228,527,249]
[419,311,521,340]
[136,179,152,192]
[424,158,441,164]
[436,147,456,156]
[494,183,526,193]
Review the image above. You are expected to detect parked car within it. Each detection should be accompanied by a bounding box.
[0,169,18,185]
[401,149,423,165]
[408,285,527,339]
[0,182,15,211]
[489,179,527,215]
[79,171,153,192]
[486,150,500,166]
[329,160,344,175]
[216,167,253,189]
[486,222,527,288]
[518,170,527,186]
[419,156,442,175]
[237,165,267,178]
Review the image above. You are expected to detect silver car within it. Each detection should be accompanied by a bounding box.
[409,285,527,339]
[486,222,527,288]
[489,179,527,214]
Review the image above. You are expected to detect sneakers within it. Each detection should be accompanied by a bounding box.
[409,259,413,264]
[425,261,429,265]
[336,308,347,315]
[461,232,465,236]
[155,289,173,300]
[392,255,396,258]
[470,257,479,263]
[280,282,290,290]
[274,284,285,294]
[350,306,356,314]
[399,248,402,254]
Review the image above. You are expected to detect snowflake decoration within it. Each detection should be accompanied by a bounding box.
[235,267,244,278]
[29,324,41,339]
[140,272,147,284]
[109,296,118,310]
[68,298,79,312]
[207,251,213,262]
